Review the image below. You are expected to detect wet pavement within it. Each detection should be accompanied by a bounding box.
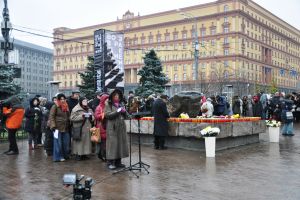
[0,124,300,200]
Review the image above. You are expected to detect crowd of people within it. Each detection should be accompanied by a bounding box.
[0,88,171,171]
[198,92,300,136]
[1,89,299,168]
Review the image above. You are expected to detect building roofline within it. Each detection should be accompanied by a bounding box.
[53,0,220,34]
[0,37,54,54]
[53,0,300,37]
[246,0,300,35]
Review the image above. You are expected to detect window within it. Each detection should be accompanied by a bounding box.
[224,70,229,78]
[183,64,187,71]
[182,33,187,39]
[157,36,161,43]
[174,74,178,81]
[224,49,229,56]
[224,27,229,33]
[224,17,228,23]
[173,34,178,40]
[165,35,170,41]
[224,5,229,12]
[224,37,229,44]
[211,39,216,46]
[224,60,229,67]
[174,65,178,71]
[183,73,187,80]
[211,28,216,35]
[149,37,153,43]
[201,39,205,47]
[201,30,206,37]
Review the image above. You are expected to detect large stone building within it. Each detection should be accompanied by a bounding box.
[53,0,300,96]
[1,39,53,98]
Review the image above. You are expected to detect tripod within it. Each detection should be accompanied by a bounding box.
[113,116,140,178]
[130,115,150,174]
[113,113,150,177]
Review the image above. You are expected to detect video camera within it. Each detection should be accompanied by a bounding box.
[63,173,95,200]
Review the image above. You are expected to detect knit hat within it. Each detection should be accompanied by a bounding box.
[57,93,66,100]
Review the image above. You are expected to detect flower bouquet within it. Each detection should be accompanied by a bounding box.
[265,120,281,127]
[200,126,220,137]
[179,113,189,119]
[266,120,280,143]
[200,126,220,157]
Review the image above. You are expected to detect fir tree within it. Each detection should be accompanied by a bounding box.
[268,79,278,94]
[0,64,20,100]
[135,50,169,97]
[77,56,96,99]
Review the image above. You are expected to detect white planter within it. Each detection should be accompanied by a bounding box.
[204,137,216,157]
[268,127,280,143]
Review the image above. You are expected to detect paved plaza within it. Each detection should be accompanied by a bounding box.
[0,124,300,200]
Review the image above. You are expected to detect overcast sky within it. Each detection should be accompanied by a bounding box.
[5,0,300,49]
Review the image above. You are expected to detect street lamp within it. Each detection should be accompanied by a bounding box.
[178,10,200,92]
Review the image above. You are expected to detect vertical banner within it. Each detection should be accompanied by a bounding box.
[94,29,124,93]
[94,29,105,92]
[104,30,124,92]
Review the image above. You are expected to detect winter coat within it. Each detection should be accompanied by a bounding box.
[49,104,70,133]
[201,101,214,117]
[252,101,263,117]
[88,98,100,112]
[2,96,24,129]
[24,98,43,133]
[153,98,170,136]
[246,99,253,117]
[95,95,109,140]
[67,97,79,113]
[70,104,93,156]
[281,99,294,123]
[271,96,282,121]
[260,94,268,109]
[215,97,226,116]
[104,100,129,160]
[232,99,242,115]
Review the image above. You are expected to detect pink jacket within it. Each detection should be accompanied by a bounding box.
[94,95,109,140]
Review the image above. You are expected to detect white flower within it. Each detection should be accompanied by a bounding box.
[200,126,220,137]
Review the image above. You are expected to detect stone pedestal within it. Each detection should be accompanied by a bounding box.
[125,120,266,151]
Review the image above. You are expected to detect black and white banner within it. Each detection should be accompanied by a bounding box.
[94,29,124,93]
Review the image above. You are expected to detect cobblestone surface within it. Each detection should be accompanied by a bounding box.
[0,123,300,200]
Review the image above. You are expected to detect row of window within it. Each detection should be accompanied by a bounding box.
[55,45,92,56]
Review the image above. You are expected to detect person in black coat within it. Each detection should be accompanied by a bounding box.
[25,97,43,150]
[66,91,80,112]
[152,94,170,150]
[44,98,55,156]
[252,96,263,118]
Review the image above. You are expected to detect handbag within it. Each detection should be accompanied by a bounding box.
[72,118,87,141]
[286,111,293,120]
[72,126,83,141]
[90,127,101,143]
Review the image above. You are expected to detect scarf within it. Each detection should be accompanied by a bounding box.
[58,100,69,112]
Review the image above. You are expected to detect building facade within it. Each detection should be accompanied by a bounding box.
[1,39,53,98]
[53,0,300,96]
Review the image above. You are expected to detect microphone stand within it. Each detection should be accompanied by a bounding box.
[130,108,150,174]
[113,110,140,178]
